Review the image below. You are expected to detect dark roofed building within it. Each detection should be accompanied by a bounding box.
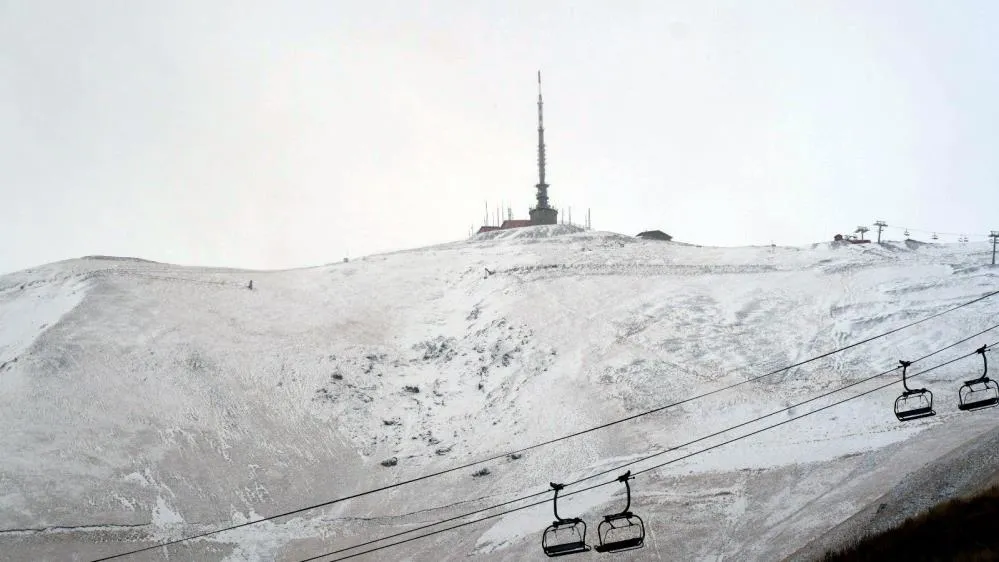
[475,220,534,235]
[500,219,533,229]
[637,230,673,241]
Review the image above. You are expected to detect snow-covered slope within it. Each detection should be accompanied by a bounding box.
[2,230,998,561]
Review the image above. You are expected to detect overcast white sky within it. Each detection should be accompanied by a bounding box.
[2,1,999,273]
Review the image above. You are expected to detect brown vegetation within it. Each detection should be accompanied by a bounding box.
[823,485,999,561]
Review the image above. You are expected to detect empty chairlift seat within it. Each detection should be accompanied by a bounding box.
[541,483,590,557]
[958,346,999,412]
[894,360,935,422]
[594,471,646,554]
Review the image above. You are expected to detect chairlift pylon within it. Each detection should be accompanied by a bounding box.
[541,483,590,557]
[593,471,646,554]
[894,360,935,422]
[904,228,910,238]
[958,345,999,412]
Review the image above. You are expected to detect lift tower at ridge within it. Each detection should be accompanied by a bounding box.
[530,71,558,226]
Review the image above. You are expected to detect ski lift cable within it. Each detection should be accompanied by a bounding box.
[884,225,990,238]
[91,289,999,561]
[631,343,992,477]
[307,341,996,562]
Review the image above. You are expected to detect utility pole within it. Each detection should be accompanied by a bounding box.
[874,220,887,244]
[855,226,870,241]
[991,231,999,265]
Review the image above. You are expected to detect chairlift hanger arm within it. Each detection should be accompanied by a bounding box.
[899,360,921,393]
[550,483,566,523]
[964,345,992,384]
[616,472,633,516]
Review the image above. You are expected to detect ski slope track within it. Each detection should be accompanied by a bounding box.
[2,227,999,561]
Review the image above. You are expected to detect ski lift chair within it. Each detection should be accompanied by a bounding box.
[594,471,645,554]
[958,346,999,412]
[894,360,935,422]
[542,483,590,557]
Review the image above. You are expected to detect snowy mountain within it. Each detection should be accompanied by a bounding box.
[2,227,998,561]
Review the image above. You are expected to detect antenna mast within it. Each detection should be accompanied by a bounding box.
[528,71,558,225]
[536,71,548,207]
